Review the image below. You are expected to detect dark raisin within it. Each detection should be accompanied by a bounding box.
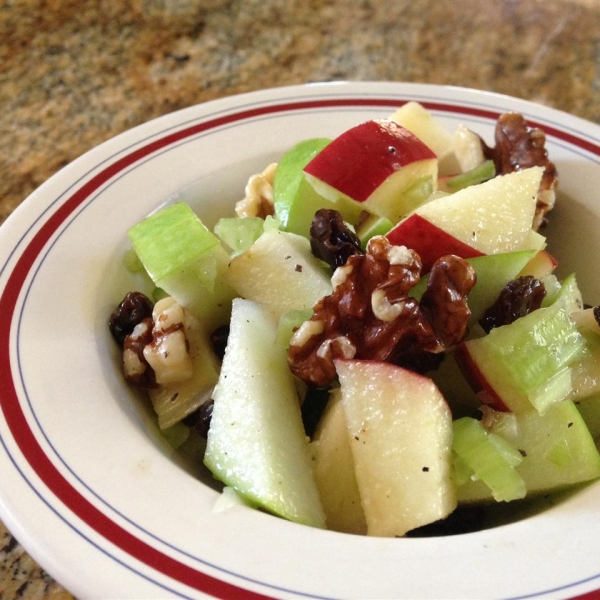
[210,325,230,360]
[109,291,154,346]
[309,209,364,269]
[301,387,330,438]
[182,400,216,438]
[406,505,487,537]
[195,399,214,439]
[479,276,546,334]
[594,306,600,327]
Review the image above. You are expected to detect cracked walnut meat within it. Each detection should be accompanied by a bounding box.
[287,236,477,388]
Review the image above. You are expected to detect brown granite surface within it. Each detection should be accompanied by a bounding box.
[1,0,600,597]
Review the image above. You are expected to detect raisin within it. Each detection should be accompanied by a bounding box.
[210,325,230,360]
[479,276,546,334]
[109,291,154,346]
[301,387,330,438]
[310,209,364,269]
[594,306,600,328]
[196,399,214,439]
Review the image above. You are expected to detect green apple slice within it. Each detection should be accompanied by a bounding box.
[204,298,326,528]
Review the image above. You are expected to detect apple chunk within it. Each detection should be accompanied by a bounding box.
[387,167,544,270]
[335,359,456,537]
[204,298,326,528]
[225,229,332,320]
[304,119,438,224]
[311,389,367,535]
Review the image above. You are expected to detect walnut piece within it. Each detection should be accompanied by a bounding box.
[235,162,277,219]
[288,236,476,387]
[120,296,194,389]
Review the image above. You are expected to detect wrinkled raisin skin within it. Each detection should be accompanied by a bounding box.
[109,291,154,346]
[479,276,546,333]
[210,325,230,360]
[182,399,214,439]
[310,209,364,269]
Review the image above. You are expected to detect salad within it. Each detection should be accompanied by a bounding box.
[108,102,600,537]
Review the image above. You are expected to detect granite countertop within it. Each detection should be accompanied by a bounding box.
[1,0,600,597]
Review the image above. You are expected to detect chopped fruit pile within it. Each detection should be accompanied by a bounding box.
[109,102,600,537]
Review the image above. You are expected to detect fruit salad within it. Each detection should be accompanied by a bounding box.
[108,102,600,537]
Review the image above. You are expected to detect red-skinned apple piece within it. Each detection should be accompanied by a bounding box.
[335,358,456,537]
[517,249,557,279]
[386,213,484,272]
[454,342,511,412]
[304,119,438,223]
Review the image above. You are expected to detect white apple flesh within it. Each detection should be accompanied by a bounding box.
[311,389,368,535]
[225,229,332,320]
[388,167,544,270]
[335,359,456,537]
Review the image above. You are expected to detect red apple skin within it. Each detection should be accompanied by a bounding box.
[304,119,436,203]
[387,213,485,272]
[518,249,557,279]
[454,343,511,412]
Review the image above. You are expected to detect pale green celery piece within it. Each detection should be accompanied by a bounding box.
[452,417,526,502]
[128,203,219,282]
[446,160,496,191]
[458,401,600,503]
[488,433,524,468]
[214,216,265,256]
[127,202,234,326]
[451,453,475,487]
[161,421,190,450]
[484,301,587,399]
[543,273,583,314]
[152,287,168,303]
[149,320,220,430]
[541,274,561,306]
[527,367,574,415]
[398,175,434,215]
[123,247,144,273]
[263,215,281,232]
[276,308,314,349]
[357,214,393,248]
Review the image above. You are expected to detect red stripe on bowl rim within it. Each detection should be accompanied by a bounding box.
[1,96,599,599]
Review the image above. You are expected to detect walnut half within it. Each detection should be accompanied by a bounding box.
[287,236,476,388]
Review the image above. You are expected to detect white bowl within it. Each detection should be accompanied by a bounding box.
[1,82,599,599]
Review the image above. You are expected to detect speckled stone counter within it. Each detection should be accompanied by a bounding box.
[1,0,600,597]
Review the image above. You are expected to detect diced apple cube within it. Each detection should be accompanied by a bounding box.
[225,229,333,320]
[304,119,438,224]
[388,167,544,269]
